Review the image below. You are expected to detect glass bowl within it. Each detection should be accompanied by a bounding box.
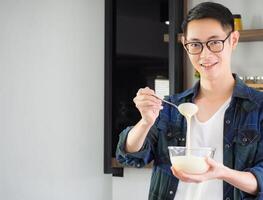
[168,146,216,174]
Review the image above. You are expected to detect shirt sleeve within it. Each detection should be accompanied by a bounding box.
[115,95,172,168]
[244,152,263,199]
[115,125,159,168]
[242,121,263,199]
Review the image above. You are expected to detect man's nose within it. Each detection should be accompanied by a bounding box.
[200,44,212,58]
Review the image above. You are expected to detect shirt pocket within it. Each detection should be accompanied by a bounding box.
[234,125,261,170]
[156,123,185,165]
[166,123,186,147]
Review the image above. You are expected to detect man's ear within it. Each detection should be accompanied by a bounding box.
[181,35,187,51]
[231,31,240,50]
[181,35,185,44]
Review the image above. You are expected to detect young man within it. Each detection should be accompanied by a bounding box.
[116,2,263,200]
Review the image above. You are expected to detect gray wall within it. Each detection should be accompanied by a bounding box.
[0,1,111,200]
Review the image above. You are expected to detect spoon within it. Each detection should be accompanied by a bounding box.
[153,95,178,109]
[152,94,198,155]
[151,94,198,117]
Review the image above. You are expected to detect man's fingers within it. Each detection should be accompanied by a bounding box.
[140,106,163,113]
[136,95,161,104]
[171,167,193,183]
[171,167,204,183]
[133,94,162,110]
[205,157,217,167]
[136,87,155,96]
[135,100,162,108]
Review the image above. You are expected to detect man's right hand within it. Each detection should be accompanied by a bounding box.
[133,87,163,126]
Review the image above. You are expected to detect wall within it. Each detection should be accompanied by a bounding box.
[0,1,112,200]
[112,0,263,200]
[112,168,151,200]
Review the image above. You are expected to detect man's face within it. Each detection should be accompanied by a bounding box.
[183,18,239,81]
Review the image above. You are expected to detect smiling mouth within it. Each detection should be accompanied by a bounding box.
[200,62,218,68]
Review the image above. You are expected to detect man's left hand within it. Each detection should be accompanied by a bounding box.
[170,157,226,183]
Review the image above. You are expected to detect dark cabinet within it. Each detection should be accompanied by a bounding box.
[104,0,184,176]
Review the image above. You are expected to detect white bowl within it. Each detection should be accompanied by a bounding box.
[168,146,216,174]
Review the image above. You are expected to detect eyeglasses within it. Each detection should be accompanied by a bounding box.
[184,32,232,55]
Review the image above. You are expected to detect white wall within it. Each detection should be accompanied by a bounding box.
[113,0,263,199]
[113,168,151,200]
[0,1,112,200]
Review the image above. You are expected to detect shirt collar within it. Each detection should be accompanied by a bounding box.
[176,74,252,102]
[232,74,252,100]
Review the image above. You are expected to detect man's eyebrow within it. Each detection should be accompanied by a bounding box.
[186,35,221,42]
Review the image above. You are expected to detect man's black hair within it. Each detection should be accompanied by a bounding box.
[181,2,234,34]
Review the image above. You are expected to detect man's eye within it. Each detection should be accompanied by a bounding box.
[189,43,200,48]
[209,40,221,45]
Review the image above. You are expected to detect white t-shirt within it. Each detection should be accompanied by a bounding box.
[174,98,231,200]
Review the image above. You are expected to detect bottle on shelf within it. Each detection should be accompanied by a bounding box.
[233,14,243,31]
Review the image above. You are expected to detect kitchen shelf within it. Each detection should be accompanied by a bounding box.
[238,29,263,42]
[163,29,263,43]
[246,83,263,91]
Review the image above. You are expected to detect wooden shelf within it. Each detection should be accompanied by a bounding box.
[239,29,263,42]
[246,83,263,91]
[164,29,263,43]
[247,83,263,87]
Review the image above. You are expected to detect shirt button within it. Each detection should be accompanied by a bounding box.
[225,120,231,124]
[225,197,231,200]
[225,144,230,149]
[169,190,174,195]
[242,137,248,142]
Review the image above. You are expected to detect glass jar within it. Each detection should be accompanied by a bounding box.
[239,76,244,82]
[233,14,243,31]
[255,76,261,84]
[258,76,263,84]
[245,76,255,84]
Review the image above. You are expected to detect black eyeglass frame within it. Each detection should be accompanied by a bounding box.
[184,32,232,55]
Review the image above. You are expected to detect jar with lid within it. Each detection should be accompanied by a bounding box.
[233,14,243,31]
[255,76,261,84]
[238,76,244,82]
[245,76,255,84]
[255,76,263,84]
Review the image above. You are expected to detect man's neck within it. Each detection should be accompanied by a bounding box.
[198,73,235,101]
